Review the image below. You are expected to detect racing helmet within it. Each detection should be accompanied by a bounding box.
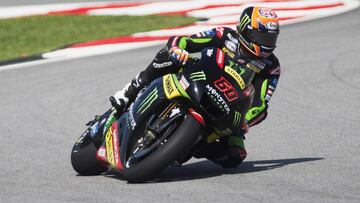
[237,6,279,58]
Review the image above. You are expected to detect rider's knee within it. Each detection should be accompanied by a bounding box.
[218,147,247,168]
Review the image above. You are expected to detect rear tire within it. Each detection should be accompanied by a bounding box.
[71,132,107,175]
[122,114,202,182]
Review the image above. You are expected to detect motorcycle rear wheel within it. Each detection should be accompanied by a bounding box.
[122,114,202,182]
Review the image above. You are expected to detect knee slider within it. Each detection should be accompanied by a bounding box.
[219,148,247,168]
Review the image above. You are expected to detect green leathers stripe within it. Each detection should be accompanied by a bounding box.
[189,71,206,81]
[228,135,245,149]
[179,37,188,49]
[233,111,242,127]
[240,14,251,31]
[137,88,158,114]
[178,37,212,50]
[171,74,190,100]
[245,79,268,121]
[191,38,212,44]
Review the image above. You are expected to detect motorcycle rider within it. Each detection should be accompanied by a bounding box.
[110,6,281,168]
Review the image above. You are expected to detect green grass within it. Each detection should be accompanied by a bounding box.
[0,15,197,61]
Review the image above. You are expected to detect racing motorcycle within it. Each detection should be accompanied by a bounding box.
[71,47,256,182]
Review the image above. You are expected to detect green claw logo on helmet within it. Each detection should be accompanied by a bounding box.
[237,6,280,58]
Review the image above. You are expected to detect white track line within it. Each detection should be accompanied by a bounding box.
[0,2,114,18]
[0,41,163,72]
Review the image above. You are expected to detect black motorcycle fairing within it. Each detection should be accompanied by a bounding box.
[180,47,254,133]
[118,77,192,167]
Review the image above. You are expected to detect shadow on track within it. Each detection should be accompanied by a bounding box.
[104,157,323,183]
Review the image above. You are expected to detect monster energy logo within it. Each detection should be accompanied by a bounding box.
[189,71,206,81]
[239,14,251,31]
[233,111,242,127]
[239,68,245,75]
[137,88,158,114]
[228,60,236,68]
[227,60,246,75]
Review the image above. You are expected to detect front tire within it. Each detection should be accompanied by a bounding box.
[71,132,107,175]
[122,114,202,182]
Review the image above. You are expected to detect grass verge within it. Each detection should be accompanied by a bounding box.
[0,15,197,62]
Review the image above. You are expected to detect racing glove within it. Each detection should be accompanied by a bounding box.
[169,46,189,66]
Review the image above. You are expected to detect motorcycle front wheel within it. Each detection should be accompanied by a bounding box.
[71,130,107,175]
[122,114,202,182]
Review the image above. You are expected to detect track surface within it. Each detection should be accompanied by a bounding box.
[1,6,360,203]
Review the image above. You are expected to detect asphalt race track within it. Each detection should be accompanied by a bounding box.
[1,5,360,203]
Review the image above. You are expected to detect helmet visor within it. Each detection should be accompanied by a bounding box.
[245,29,278,48]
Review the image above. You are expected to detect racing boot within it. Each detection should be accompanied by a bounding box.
[110,46,182,112]
[110,72,148,112]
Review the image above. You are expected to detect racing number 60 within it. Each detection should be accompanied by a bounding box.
[214,77,238,102]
